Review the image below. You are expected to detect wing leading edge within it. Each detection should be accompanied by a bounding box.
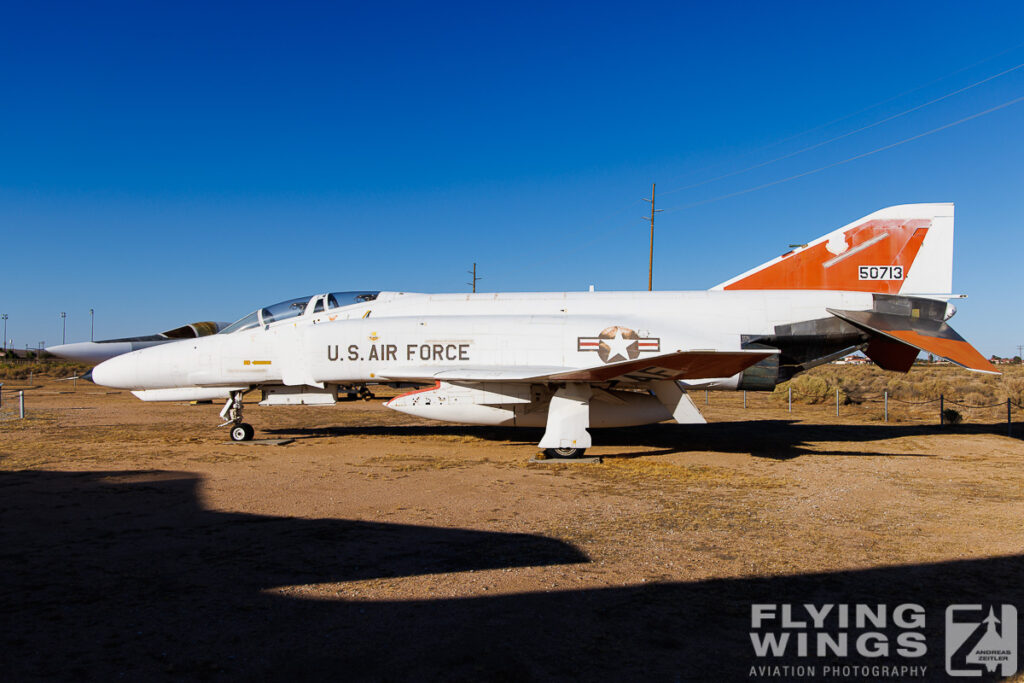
[377,349,778,384]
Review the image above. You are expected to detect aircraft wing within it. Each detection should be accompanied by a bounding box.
[377,349,777,384]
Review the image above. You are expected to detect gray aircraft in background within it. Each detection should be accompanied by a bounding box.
[46,321,228,364]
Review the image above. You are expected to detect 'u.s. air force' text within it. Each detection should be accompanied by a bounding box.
[327,343,471,362]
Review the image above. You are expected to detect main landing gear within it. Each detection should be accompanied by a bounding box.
[543,447,587,459]
[220,390,255,441]
[341,384,376,401]
[537,384,593,459]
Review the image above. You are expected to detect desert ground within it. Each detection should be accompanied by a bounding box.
[1,374,1023,681]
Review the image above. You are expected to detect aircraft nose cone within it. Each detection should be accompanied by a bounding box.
[44,343,80,360]
[91,352,140,389]
[45,341,133,364]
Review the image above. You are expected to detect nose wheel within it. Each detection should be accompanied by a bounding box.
[219,390,255,441]
[230,423,255,442]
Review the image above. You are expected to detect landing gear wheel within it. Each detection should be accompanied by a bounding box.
[544,447,585,459]
[230,423,255,442]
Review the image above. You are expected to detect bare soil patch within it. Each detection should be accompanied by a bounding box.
[1,379,1022,680]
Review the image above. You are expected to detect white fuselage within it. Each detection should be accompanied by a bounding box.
[93,289,876,393]
[86,203,986,447]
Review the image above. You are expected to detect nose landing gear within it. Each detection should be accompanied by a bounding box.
[230,423,255,441]
[219,390,255,441]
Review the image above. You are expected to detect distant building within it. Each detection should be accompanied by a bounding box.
[834,354,869,365]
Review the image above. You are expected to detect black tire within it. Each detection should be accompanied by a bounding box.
[230,423,255,442]
[544,447,585,459]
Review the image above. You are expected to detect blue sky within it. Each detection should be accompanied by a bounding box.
[2,1,1023,357]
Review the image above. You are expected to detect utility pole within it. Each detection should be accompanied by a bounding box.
[60,312,67,345]
[641,183,662,291]
[1,314,7,352]
[1018,344,1023,364]
[467,263,481,293]
[90,308,94,341]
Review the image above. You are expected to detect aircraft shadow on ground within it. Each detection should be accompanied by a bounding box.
[1,470,1020,681]
[266,420,1023,460]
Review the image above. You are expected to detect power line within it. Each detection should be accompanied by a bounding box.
[653,40,1024,196]
[493,41,1024,283]
[661,92,1024,214]
[658,59,1024,199]
[505,91,1024,275]
[732,40,1024,155]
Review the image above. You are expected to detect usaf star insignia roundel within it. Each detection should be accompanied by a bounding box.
[577,326,661,363]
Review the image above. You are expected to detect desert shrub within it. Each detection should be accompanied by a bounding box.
[916,377,958,400]
[885,377,912,399]
[1002,373,1024,405]
[789,375,831,404]
[780,364,1023,411]
[963,392,992,408]
[942,408,963,425]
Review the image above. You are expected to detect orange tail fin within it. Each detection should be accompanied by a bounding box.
[713,203,954,295]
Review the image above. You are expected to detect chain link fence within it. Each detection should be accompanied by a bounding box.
[0,383,26,421]
[700,386,1022,437]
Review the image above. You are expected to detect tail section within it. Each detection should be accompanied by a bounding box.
[828,299,998,374]
[712,203,954,295]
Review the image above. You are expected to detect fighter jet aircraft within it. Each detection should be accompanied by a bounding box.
[46,321,228,364]
[92,203,995,456]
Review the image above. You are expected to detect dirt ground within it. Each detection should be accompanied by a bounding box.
[1,381,1022,681]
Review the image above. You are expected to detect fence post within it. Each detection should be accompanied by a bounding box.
[18,390,25,419]
[1009,398,1012,437]
[788,385,792,413]
[940,395,944,425]
[705,389,708,406]
[835,388,839,417]
[884,390,888,423]
[743,391,747,409]
[0,382,3,409]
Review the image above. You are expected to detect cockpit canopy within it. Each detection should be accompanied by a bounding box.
[220,291,380,334]
[160,321,223,339]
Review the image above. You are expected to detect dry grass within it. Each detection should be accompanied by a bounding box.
[0,359,91,380]
[359,453,506,471]
[775,364,1024,406]
[588,457,784,489]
